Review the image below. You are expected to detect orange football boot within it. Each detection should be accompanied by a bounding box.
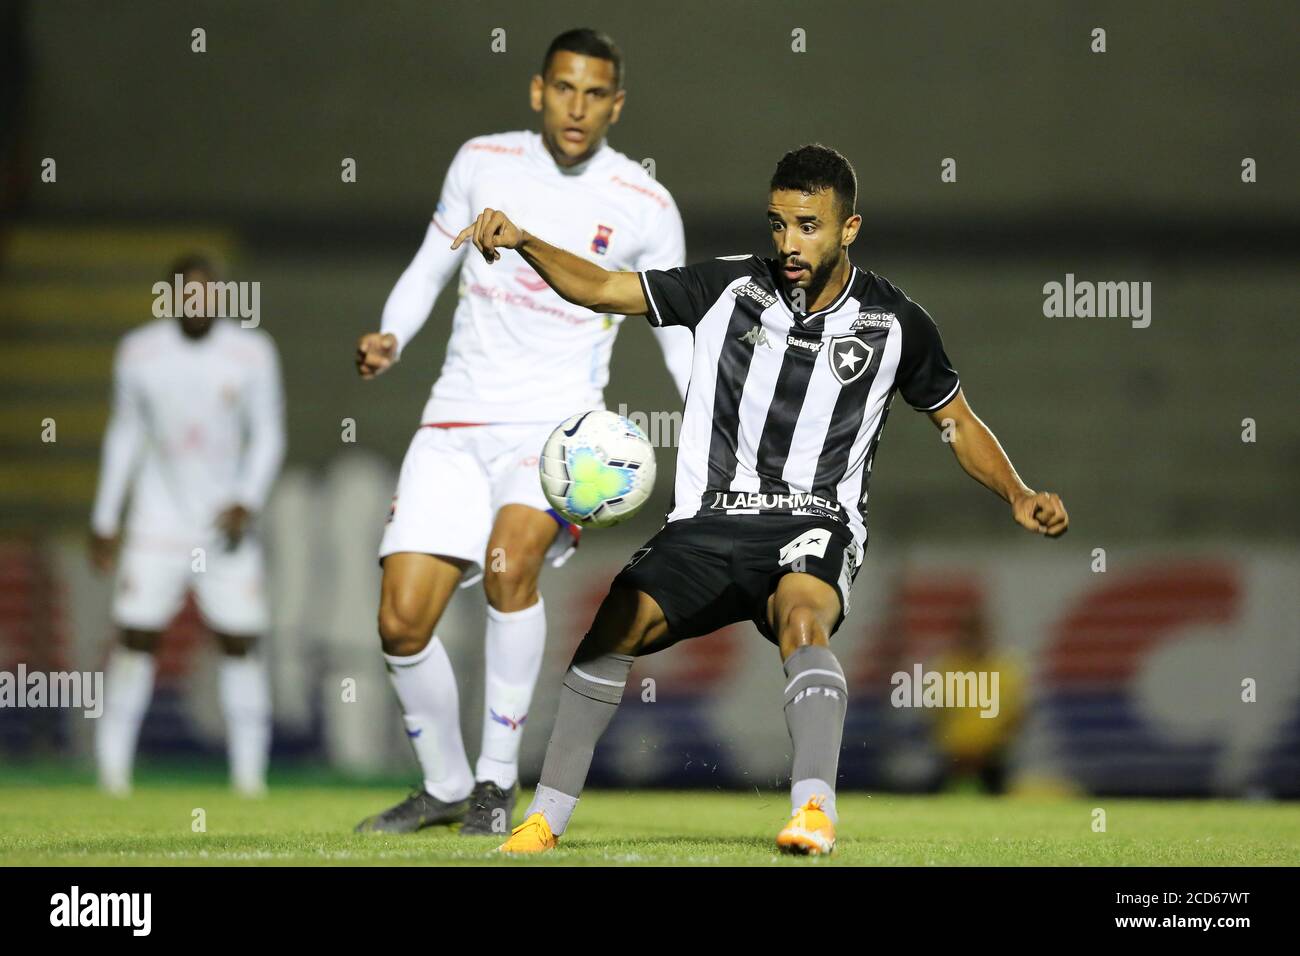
[496,812,558,854]
[776,795,836,856]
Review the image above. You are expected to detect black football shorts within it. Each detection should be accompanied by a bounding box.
[612,514,861,646]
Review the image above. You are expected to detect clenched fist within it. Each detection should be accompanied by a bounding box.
[356,332,399,379]
[1011,490,1069,538]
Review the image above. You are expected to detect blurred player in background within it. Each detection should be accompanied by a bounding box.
[352,28,691,835]
[452,143,1068,855]
[929,608,1026,794]
[89,253,285,797]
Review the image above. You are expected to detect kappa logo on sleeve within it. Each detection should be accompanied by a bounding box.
[778,528,832,566]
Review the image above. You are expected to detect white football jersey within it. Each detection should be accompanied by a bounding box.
[380,130,691,425]
[91,318,286,548]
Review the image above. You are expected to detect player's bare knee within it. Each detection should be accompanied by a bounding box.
[779,605,829,656]
[621,591,669,656]
[615,622,654,656]
[377,601,434,657]
[485,509,555,612]
[482,552,543,613]
[579,586,661,658]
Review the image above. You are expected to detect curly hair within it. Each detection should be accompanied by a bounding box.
[770,144,857,222]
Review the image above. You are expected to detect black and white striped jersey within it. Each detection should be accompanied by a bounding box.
[637,254,960,560]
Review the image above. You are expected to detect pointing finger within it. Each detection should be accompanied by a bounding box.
[451,223,475,250]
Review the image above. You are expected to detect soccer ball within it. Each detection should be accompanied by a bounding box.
[540,410,656,528]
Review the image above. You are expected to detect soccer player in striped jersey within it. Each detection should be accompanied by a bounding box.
[453,143,1069,855]
[352,29,691,835]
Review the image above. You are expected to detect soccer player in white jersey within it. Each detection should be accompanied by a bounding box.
[89,253,285,797]
[352,29,691,835]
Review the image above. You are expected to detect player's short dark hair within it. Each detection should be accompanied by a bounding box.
[167,252,220,281]
[770,144,858,222]
[542,28,623,88]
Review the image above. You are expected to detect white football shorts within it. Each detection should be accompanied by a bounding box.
[378,421,580,586]
[112,535,270,636]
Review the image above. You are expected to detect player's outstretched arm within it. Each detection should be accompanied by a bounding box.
[451,208,648,315]
[928,389,1069,537]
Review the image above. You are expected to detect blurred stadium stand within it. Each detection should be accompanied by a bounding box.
[0,228,237,529]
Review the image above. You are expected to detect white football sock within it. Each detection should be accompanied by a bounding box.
[476,597,547,789]
[385,637,473,803]
[95,646,157,795]
[218,655,272,796]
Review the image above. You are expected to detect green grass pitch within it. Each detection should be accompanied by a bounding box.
[1,772,1296,866]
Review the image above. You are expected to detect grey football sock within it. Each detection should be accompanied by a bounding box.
[782,645,848,822]
[525,652,634,835]
[527,785,578,836]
